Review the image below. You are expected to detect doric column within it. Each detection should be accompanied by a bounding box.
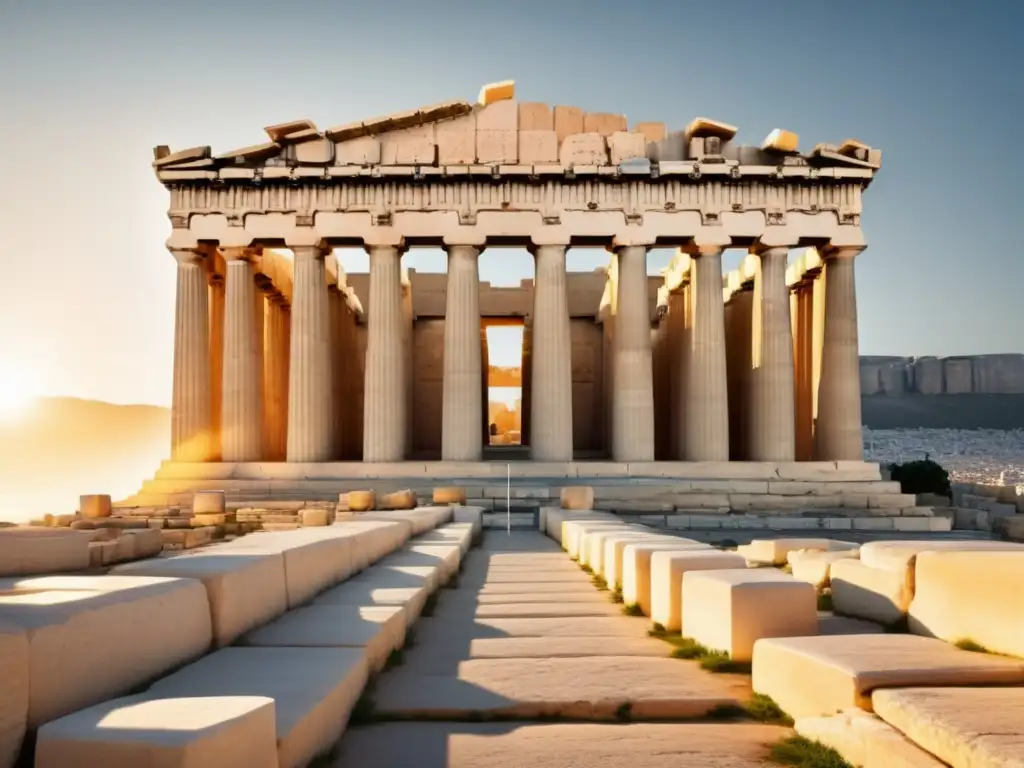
[170,249,213,462]
[363,245,406,461]
[441,245,483,461]
[683,246,729,461]
[811,269,827,447]
[793,280,815,461]
[725,283,753,461]
[748,247,796,461]
[287,245,333,462]
[666,287,687,459]
[521,319,533,447]
[401,278,415,458]
[611,245,655,462]
[221,253,263,461]
[530,244,574,461]
[263,294,290,461]
[328,287,345,459]
[208,273,225,461]
[814,248,864,460]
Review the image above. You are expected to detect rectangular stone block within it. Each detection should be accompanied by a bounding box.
[787,549,860,590]
[518,129,558,164]
[608,131,647,164]
[869,494,917,509]
[113,548,288,647]
[583,112,627,136]
[79,495,111,519]
[0,575,212,727]
[650,550,747,632]
[335,136,381,165]
[476,100,517,164]
[559,133,607,165]
[0,622,28,768]
[752,634,1024,720]
[518,102,552,131]
[682,569,817,662]
[579,525,649,569]
[242,604,406,672]
[908,549,1024,657]
[0,528,92,576]
[380,124,436,165]
[193,491,225,515]
[553,105,584,144]
[795,708,949,768]
[293,137,334,165]
[892,517,932,532]
[148,647,369,768]
[35,694,278,768]
[632,121,666,143]
[738,538,856,566]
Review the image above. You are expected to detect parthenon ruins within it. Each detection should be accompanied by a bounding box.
[139,80,883,504]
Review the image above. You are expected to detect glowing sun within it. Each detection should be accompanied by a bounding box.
[0,369,39,421]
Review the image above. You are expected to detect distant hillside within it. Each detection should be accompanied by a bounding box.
[0,397,169,522]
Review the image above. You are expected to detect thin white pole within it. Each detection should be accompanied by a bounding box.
[506,463,511,535]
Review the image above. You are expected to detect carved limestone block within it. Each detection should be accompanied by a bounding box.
[518,130,558,164]
[608,131,647,165]
[559,133,608,166]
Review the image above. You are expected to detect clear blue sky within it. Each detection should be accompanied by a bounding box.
[0,0,1020,406]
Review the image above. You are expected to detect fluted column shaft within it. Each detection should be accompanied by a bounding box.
[402,282,415,457]
[684,247,729,461]
[815,251,864,460]
[287,246,333,461]
[221,258,263,461]
[748,248,796,460]
[530,244,574,461]
[363,246,406,461]
[208,275,225,461]
[442,245,483,461]
[611,246,655,462]
[264,296,290,461]
[171,250,213,462]
[793,283,814,461]
[327,288,345,459]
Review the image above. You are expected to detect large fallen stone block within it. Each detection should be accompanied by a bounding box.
[542,509,615,543]
[336,520,413,568]
[147,647,369,768]
[604,534,689,589]
[737,538,857,566]
[79,495,111,519]
[390,543,461,582]
[562,520,630,560]
[682,569,817,662]
[830,558,911,625]
[649,550,747,632]
[858,539,1024,572]
[795,709,945,768]
[346,491,376,512]
[35,694,278,768]
[193,491,226,515]
[0,528,91,576]
[0,622,28,768]
[412,524,474,556]
[313,577,431,623]
[379,490,416,511]
[908,550,1024,657]
[433,487,466,505]
[242,604,405,672]
[113,549,288,647]
[873,687,1024,768]
[788,549,861,590]
[452,507,484,539]
[751,634,1024,720]
[212,529,357,607]
[0,575,212,727]
[579,524,649,569]
[622,540,715,615]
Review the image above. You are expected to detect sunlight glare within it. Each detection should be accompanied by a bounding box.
[0,368,39,421]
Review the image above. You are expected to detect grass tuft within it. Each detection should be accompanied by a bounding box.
[570,555,579,563]
[622,602,644,617]
[698,651,751,674]
[580,563,593,574]
[615,701,633,722]
[817,592,833,612]
[611,586,624,604]
[745,693,794,726]
[591,574,609,591]
[650,622,666,635]
[955,638,989,653]
[705,703,747,721]
[768,736,853,767]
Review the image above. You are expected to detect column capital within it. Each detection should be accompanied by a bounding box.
[683,239,728,258]
[292,244,330,262]
[284,227,328,250]
[170,248,207,267]
[222,246,262,263]
[442,232,487,248]
[362,243,406,258]
[754,231,800,250]
[821,244,866,260]
[611,233,655,249]
[444,243,481,259]
[751,243,794,257]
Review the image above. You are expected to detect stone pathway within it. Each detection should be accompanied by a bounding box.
[333,530,789,767]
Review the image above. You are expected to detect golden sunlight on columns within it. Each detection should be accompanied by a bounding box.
[748,247,796,461]
[665,279,688,459]
[684,245,729,461]
[208,272,225,461]
[264,294,290,461]
[530,244,574,461]
[611,245,655,462]
[363,245,407,462]
[724,272,753,461]
[287,245,333,462]
[170,249,213,462]
[789,253,817,462]
[221,252,264,461]
[811,265,827,450]
[441,245,483,460]
[814,247,865,460]
[651,290,671,461]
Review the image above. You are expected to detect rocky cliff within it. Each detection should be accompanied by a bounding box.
[860,354,1024,396]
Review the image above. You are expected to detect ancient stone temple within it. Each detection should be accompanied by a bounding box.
[133,80,894,510]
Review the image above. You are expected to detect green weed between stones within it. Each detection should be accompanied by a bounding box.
[647,628,751,673]
[591,574,609,591]
[768,736,853,767]
[622,602,644,617]
[580,563,594,574]
[611,586,624,604]
[816,592,833,612]
[745,693,794,726]
[615,701,633,722]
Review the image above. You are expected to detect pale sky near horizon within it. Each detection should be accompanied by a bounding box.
[0,0,1020,407]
